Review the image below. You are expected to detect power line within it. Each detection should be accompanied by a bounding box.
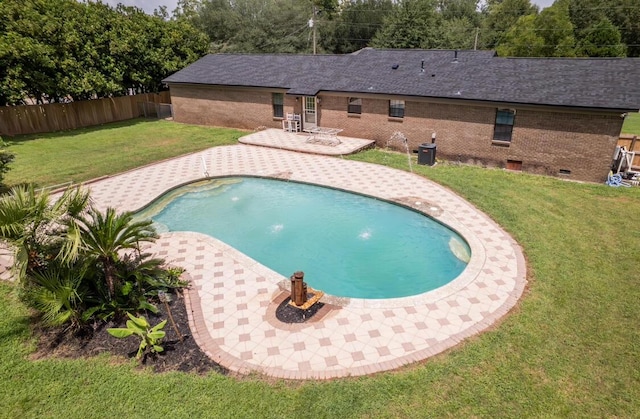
[333,5,640,12]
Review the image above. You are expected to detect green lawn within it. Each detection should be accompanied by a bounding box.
[622,112,640,135]
[2,121,640,417]
[3,118,245,187]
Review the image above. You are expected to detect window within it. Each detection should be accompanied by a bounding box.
[348,97,362,114]
[493,109,516,142]
[389,100,404,118]
[272,93,284,118]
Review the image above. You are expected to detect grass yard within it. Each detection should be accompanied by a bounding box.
[622,112,640,135]
[1,121,640,417]
[3,118,245,187]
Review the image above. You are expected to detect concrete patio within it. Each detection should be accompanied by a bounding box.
[238,128,375,156]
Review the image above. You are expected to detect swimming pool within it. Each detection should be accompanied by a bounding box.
[139,177,470,299]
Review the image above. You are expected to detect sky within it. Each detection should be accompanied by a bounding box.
[102,0,557,16]
[104,0,173,14]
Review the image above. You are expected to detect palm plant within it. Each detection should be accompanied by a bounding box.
[0,185,91,281]
[68,208,158,299]
[27,264,88,329]
[0,186,178,328]
[119,252,187,296]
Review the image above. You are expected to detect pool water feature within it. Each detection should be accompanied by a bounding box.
[141,177,470,299]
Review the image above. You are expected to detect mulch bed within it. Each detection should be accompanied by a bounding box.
[275,296,325,323]
[29,290,228,375]
[29,289,328,374]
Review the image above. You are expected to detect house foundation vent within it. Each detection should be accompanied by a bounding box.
[506,160,523,171]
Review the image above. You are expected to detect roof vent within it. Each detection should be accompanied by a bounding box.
[392,64,399,70]
[421,60,424,72]
[453,50,459,63]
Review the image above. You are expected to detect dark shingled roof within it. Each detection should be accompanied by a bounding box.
[163,48,640,111]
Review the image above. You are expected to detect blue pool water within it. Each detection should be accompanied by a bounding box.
[143,177,470,299]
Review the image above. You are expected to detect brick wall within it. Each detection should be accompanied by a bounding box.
[320,95,622,182]
[169,84,623,183]
[170,84,298,130]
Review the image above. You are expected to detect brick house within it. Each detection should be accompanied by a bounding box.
[163,48,640,182]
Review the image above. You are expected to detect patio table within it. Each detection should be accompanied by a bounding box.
[303,127,343,146]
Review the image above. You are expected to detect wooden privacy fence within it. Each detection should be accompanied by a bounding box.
[617,134,640,169]
[0,91,171,137]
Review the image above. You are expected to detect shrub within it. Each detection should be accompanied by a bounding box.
[107,313,167,360]
[26,264,89,329]
[0,137,15,187]
[0,185,187,329]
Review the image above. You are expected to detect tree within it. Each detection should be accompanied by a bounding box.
[371,0,444,49]
[57,1,126,100]
[534,1,576,57]
[568,0,604,36]
[329,0,394,53]
[230,0,312,53]
[0,0,59,104]
[482,0,538,49]
[194,0,314,53]
[172,0,201,20]
[487,0,632,58]
[496,14,545,56]
[112,4,209,93]
[569,0,638,57]
[491,0,578,57]
[576,17,626,57]
[438,0,481,26]
[313,0,339,18]
[0,0,209,104]
[439,17,479,50]
[192,0,240,51]
[600,0,640,57]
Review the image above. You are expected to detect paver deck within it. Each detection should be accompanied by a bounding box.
[36,131,526,379]
[238,128,374,155]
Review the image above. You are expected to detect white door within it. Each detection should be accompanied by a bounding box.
[303,96,317,129]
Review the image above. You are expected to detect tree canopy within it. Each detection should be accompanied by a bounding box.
[2,0,640,106]
[0,0,208,105]
[184,0,638,57]
[494,0,633,57]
